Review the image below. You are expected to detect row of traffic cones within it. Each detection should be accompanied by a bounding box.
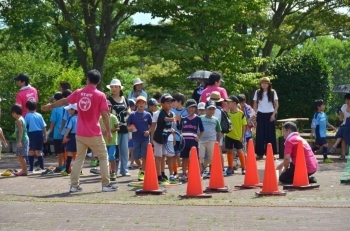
[136,138,319,197]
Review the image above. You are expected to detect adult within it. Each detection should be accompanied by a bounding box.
[192,80,207,103]
[107,79,131,176]
[128,78,148,101]
[14,73,38,116]
[42,70,117,192]
[200,72,228,109]
[253,77,279,159]
[277,122,318,184]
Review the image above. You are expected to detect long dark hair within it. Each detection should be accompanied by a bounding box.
[257,85,274,102]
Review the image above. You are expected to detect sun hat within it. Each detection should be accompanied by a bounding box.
[260,77,271,84]
[107,79,124,90]
[132,78,144,86]
[206,91,224,102]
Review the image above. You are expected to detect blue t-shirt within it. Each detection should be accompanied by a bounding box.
[127,110,152,142]
[50,107,64,139]
[66,115,78,134]
[61,106,69,136]
[24,112,46,132]
[311,112,327,138]
[179,115,204,147]
[171,107,187,141]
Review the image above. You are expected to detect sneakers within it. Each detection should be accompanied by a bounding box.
[90,168,100,174]
[69,186,83,193]
[138,170,144,181]
[226,167,234,175]
[90,160,98,167]
[323,158,333,163]
[241,168,246,175]
[41,169,54,175]
[61,170,69,176]
[102,184,118,192]
[1,170,12,176]
[180,175,188,182]
[162,174,168,180]
[329,147,336,154]
[339,155,346,160]
[309,176,317,184]
[169,175,176,182]
[110,172,117,181]
[122,172,131,177]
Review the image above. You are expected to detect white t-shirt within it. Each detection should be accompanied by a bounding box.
[341,104,350,126]
[152,110,173,141]
[253,90,278,113]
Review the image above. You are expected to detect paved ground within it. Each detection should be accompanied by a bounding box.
[0,153,349,230]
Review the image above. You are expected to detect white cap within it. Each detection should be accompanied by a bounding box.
[64,103,77,111]
[198,102,205,110]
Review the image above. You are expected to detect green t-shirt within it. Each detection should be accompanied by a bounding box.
[99,114,119,146]
[15,117,29,142]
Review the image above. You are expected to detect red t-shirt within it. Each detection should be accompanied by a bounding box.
[284,133,318,173]
[67,85,109,137]
[16,86,38,116]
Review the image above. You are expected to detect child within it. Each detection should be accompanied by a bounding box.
[127,96,152,181]
[199,100,221,177]
[100,100,119,181]
[151,93,176,183]
[49,92,65,172]
[179,99,204,181]
[310,99,336,163]
[128,99,137,169]
[329,93,350,160]
[147,98,159,116]
[224,96,247,175]
[61,104,78,176]
[197,102,206,116]
[24,101,47,173]
[172,93,186,176]
[10,105,28,176]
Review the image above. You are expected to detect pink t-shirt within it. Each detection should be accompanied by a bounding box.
[67,85,109,137]
[16,86,38,116]
[200,86,228,110]
[284,133,318,173]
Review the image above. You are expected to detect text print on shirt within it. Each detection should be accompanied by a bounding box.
[78,93,93,111]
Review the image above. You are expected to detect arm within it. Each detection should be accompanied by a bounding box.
[0,129,7,147]
[253,100,258,113]
[42,127,47,143]
[273,99,279,116]
[63,127,71,143]
[339,111,344,121]
[278,154,291,171]
[150,122,156,143]
[216,132,221,143]
[241,125,246,142]
[16,120,23,148]
[327,122,336,132]
[42,98,69,111]
[49,122,55,133]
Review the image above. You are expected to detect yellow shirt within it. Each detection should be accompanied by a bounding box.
[226,110,247,141]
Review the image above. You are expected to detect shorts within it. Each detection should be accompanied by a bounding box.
[107,145,116,161]
[65,134,77,152]
[16,141,29,157]
[153,141,174,157]
[128,139,134,148]
[225,136,243,150]
[335,126,348,139]
[133,140,148,159]
[53,139,64,154]
[28,131,44,151]
[315,137,327,146]
[173,141,181,155]
[199,141,215,163]
[180,144,199,159]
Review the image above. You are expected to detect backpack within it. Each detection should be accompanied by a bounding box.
[217,107,232,133]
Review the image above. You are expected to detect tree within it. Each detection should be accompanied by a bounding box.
[268,51,331,121]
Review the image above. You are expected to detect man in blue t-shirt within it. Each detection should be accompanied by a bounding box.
[127,96,152,181]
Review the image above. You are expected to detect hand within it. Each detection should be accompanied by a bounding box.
[144,130,150,137]
[175,114,181,122]
[17,142,22,149]
[43,137,47,143]
[3,141,8,148]
[270,114,275,122]
[276,164,283,170]
[41,104,52,112]
[310,133,313,139]
[332,126,337,132]
[63,137,68,144]
[106,131,112,143]
[195,137,199,142]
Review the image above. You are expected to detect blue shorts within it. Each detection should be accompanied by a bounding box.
[107,145,116,161]
[65,134,77,152]
[128,140,133,148]
[28,131,44,151]
[335,126,348,139]
[315,137,327,146]
[133,141,148,159]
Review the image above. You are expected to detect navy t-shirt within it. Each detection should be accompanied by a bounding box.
[127,111,152,142]
[153,109,174,144]
[179,115,204,147]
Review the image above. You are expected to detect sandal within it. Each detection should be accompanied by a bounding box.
[14,171,28,176]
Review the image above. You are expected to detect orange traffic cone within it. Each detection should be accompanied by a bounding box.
[180,147,212,198]
[235,139,262,189]
[136,143,166,195]
[205,142,229,192]
[256,143,286,196]
[283,140,320,190]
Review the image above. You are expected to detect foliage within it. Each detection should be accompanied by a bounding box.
[268,51,331,120]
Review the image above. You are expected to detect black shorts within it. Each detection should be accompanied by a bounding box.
[65,134,77,152]
[53,139,64,154]
[225,136,243,150]
[28,131,44,151]
[315,137,327,146]
[180,145,198,159]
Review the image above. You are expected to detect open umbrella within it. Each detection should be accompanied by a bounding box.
[332,84,350,93]
[186,70,212,81]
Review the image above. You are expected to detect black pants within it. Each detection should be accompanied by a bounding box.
[255,112,277,156]
[279,163,315,184]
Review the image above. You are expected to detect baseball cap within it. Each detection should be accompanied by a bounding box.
[237,94,246,102]
[160,94,175,103]
[185,99,197,108]
[14,73,29,82]
[147,98,159,106]
[225,95,239,103]
[64,103,77,111]
[205,100,216,109]
[198,102,205,110]
[128,99,136,107]
[136,96,147,104]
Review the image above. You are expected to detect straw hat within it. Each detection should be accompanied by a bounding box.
[260,77,271,84]
[107,79,124,90]
[206,91,224,102]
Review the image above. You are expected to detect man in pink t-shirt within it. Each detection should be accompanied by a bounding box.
[14,74,38,116]
[277,122,318,184]
[42,70,117,193]
[200,72,228,107]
